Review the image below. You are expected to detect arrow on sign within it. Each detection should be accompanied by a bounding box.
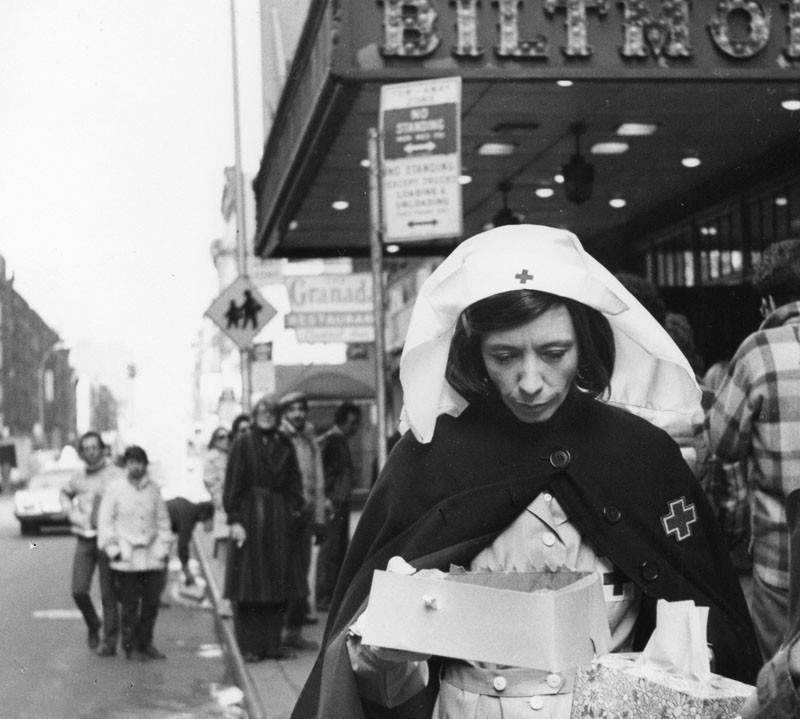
[408,219,439,228]
[403,141,437,155]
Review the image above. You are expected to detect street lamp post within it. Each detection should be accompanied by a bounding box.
[37,341,63,445]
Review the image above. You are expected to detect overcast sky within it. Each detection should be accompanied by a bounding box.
[0,0,264,472]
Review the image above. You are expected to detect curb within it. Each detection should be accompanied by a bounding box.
[193,534,268,719]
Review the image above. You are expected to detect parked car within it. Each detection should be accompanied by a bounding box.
[13,468,74,535]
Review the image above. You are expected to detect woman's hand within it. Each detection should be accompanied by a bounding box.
[230,522,247,547]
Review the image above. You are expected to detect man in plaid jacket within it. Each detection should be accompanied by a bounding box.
[706,238,800,661]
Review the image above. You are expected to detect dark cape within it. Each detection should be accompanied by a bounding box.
[223,427,305,603]
[293,391,761,719]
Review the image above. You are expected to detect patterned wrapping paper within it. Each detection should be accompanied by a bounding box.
[570,653,754,719]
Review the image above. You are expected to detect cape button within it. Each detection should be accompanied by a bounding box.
[542,532,556,547]
[493,676,507,692]
[546,673,562,689]
[640,561,660,582]
[529,696,544,710]
[549,449,571,469]
[603,505,622,524]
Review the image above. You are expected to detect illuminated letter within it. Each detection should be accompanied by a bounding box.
[452,0,484,57]
[543,0,609,57]
[616,1,692,59]
[708,0,771,59]
[379,0,442,57]
[494,0,549,58]
[782,0,800,60]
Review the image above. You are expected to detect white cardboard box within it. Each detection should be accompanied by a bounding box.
[360,570,610,671]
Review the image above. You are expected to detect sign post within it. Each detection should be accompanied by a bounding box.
[379,77,462,244]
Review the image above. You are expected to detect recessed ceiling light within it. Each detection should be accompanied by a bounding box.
[360,159,371,168]
[288,220,299,230]
[556,80,573,87]
[459,174,472,185]
[775,196,789,206]
[535,187,554,198]
[385,244,400,254]
[554,173,565,184]
[700,226,718,236]
[590,141,629,155]
[681,152,701,168]
[609,197,627,209]
[781,98,800,111]
[331,200,349,211]
[616,122,658,136]
[477,142,517,156]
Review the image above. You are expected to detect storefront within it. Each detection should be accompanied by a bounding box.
[254,0,800,369]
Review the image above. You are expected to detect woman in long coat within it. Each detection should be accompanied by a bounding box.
[223,396,305,661]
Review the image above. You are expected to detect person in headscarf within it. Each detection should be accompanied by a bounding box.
[223,396,305,662]
[292,225,759,719]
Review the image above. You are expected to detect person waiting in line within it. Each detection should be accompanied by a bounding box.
[231,412,251,440]
[60,430,124,655]
[292,224,760,719]
[223,396,305,662]
[706,238,800,662]
[202,426,230,559]
[278,391,326,650]
[315,400,361,613]
[97,445,172,660]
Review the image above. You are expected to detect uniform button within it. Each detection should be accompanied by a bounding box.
[549,449,571,469]
[543,493,553,503]
[603,505,621,524]
[640,561,660,582]
[529,696,544,710]
[546,673,562,689]
[493,676,507,692]
[542,532,556,547]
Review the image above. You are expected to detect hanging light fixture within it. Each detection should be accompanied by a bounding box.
[492,181,522,227]
[562,122,595,205]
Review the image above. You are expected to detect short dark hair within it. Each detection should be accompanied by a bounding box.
[122,445,149,465]
[752,239,800,306]
[334,401,361,426]
[208,427,230,449]
[231,413,251,436]
[78,430,105,455]
[445,290,615,403]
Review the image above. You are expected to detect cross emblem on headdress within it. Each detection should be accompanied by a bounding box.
[661,497,697,542]
[515,269,533,284]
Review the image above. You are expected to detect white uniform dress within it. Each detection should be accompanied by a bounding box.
[349,492,641,719]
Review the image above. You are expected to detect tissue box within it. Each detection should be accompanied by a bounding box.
[360,569,610,670]
[570,653,754,719]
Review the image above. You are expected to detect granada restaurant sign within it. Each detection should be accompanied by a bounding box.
[339,0,800,77]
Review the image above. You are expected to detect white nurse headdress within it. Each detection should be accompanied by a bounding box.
[398,224,701,444]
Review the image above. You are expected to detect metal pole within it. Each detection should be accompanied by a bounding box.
[230,0,252,412]
[368,128,388,472]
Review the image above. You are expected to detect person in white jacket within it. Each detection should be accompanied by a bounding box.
[97,445,172,660]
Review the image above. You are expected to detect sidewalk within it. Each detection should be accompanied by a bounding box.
[193,531,323,719]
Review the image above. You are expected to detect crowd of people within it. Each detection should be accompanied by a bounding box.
[61,396,363,666]
[60,224,800,716]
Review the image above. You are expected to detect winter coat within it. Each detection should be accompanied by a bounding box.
[223,426,305,603]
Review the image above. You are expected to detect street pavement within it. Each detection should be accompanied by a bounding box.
[0,493,243,719]
[193,531,324,719]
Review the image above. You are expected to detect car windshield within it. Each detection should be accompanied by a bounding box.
[28,471,74,492]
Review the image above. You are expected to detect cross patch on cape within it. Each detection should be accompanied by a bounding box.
[661,496,697,542]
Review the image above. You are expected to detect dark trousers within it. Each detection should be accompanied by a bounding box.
[316,501,350,607]
[114,569,167,654]
[286,508,313,631]
[234,601,286,657]
[71,536,119,645]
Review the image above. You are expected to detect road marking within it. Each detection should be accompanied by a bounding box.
[32,609,83,620]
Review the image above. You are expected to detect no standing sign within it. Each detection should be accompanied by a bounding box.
[379,77,463,243]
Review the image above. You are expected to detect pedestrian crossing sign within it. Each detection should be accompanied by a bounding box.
[205,276,277,348]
